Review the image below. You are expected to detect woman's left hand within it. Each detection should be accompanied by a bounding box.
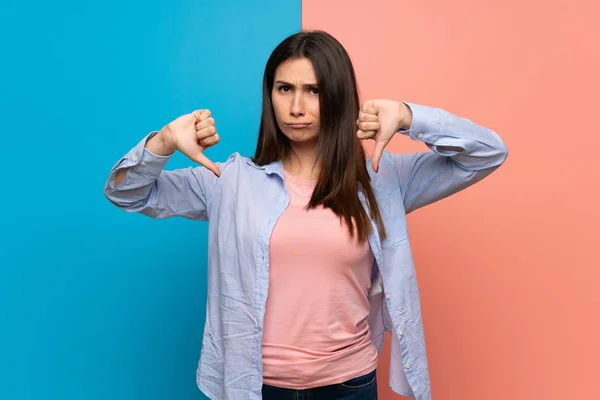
[356,99,413,172]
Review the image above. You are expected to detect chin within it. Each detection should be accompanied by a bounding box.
[282,129,319,144]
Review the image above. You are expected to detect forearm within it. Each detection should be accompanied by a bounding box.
[105,132,171,204]
[113,128,175,188]
[400,102,508,170]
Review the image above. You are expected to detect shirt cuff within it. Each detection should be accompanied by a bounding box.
[135,139,172,176]
[108,131,172,190]
[397,102,442,143]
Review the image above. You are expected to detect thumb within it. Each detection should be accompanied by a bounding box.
[371,139,387,173]
[191,151,221,177]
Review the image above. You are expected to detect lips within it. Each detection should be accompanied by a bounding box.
[285,122,312,128]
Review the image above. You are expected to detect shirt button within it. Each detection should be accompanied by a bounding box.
[399,330,404,336]
[417,132,424,139]
[140,161,146,166]
[386,293,391,300]
[404,362,411,370]
[132,156,139,162]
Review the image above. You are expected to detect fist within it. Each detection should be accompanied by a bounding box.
[163,109,221,176]
[356,100,412,172]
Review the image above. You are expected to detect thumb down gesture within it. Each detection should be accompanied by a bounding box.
[164,109,221,176]
[356,100,413,173]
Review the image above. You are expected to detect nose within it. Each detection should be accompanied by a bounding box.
[290,92,305,117]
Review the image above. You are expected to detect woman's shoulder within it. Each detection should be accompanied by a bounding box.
[216,152,259,168]
[216,152,246,167]
[366,150,401,178]
[214,152,274,176]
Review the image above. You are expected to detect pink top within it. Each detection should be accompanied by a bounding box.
[261,170,378,389]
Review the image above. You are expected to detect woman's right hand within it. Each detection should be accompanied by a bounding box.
[157,109,221,177]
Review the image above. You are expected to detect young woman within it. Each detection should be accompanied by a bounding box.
[104,30,508,400]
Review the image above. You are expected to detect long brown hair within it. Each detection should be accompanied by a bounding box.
[253,30,386,242]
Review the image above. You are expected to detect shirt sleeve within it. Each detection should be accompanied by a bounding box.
[390,102,509,214]
[103,131,219,220]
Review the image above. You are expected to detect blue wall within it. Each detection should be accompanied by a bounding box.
[0,1,300,399]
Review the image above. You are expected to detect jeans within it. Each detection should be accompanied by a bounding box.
[261,369,377,400]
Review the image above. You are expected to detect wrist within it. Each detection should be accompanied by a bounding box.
[145,126,176,156]
[397,101,413,131]
[158,125,177,154]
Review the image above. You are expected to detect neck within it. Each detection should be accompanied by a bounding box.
[284,140,320,180]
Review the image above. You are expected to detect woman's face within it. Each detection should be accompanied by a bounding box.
[271,57,320,145]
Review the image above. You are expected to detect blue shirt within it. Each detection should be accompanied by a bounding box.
[104,102,508,400]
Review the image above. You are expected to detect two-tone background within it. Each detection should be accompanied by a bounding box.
[2,1,598,399]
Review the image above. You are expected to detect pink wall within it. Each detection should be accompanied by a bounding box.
[303,1,600,399]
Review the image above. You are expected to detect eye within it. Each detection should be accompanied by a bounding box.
[278,85,292,93]
[309,87,319,95]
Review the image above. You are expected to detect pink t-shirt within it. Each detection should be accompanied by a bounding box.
[261,170,378,389]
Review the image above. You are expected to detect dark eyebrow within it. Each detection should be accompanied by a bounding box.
[275,80,318,87]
